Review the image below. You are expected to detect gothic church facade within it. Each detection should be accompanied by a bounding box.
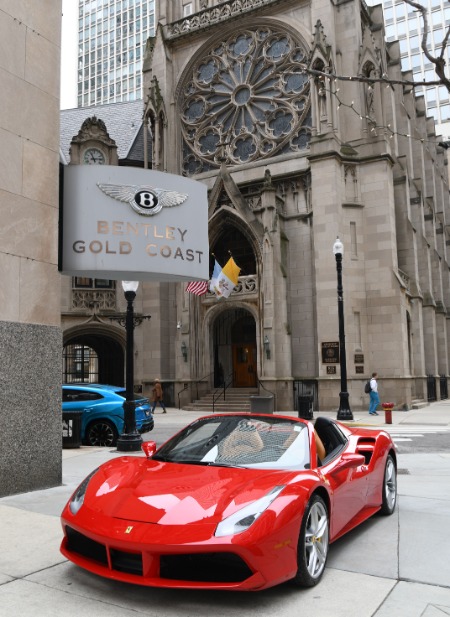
[140,0,450,411]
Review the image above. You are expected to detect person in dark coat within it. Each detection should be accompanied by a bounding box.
[151,378,166,413]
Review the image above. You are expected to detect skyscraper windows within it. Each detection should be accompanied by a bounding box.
[77,0,155,106]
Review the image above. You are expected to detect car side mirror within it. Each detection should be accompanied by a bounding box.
[331,452,365,474]
[141,441,157,459]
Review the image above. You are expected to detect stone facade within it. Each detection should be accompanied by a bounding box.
[138,0,450,411]
[0,2,62,496]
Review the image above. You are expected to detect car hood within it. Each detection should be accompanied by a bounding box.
[85,457,295,525]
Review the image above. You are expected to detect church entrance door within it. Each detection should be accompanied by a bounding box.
[232,343,257,387]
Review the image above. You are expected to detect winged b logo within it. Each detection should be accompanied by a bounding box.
[97,183,188,216]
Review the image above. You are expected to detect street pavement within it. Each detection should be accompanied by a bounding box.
[0,402,450,616]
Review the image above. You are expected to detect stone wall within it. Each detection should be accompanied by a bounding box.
[0,2,62,496]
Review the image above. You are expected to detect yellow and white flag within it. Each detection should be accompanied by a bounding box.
[213,257,241,298]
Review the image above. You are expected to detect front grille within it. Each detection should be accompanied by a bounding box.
[66,526,108,566]
[110,548,143,575]
[65,527,252,583]
[160,552,253,583]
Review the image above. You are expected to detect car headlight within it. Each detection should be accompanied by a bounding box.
[69,468,99,515]
[215,485,285,537]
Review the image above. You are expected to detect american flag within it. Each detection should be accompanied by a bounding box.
[186,280,209,296]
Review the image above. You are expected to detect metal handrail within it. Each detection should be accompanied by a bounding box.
[212,371,233,413]
[258,378,277,411]
[177,383,189,410]
[196,371,214,400]
[177,371,214,409]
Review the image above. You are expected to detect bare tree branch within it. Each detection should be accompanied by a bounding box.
[305,1,450,94]
[402,0,450,92]
[301,64,443,89]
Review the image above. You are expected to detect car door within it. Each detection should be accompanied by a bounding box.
[62,388,103,437]
[319,437,369,538]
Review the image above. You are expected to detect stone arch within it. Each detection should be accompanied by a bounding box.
[203,302,260,387]
[361,60,377,128]
[208,208,262,277]
[63,322,125,386]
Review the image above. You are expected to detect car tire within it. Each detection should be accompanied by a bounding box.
[292,494,329,588]
[85,420,118,447]
[380,454,397,515]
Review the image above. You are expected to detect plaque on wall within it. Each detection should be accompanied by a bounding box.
[355,366,364,374]
[322,342,339,364]
[327,366,336,374]
[354,354,364,364]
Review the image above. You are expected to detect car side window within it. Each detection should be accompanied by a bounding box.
[63,389,103,402]
[314,417,348,464]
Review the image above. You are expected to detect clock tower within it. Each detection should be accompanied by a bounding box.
[69,116,118,166]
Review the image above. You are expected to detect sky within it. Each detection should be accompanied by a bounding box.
[60,0,78,110]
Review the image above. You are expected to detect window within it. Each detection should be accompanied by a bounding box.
[183,4,193,17]
[396,20,407,36]
[432,10,443,26]
[350,222,358,258]
[445,7,450,24]
[411,53,421,69]
[63,345,99,384]
[409,35,419,52]
[408,15,418,36]
[73,278,115,289]
[399,38,409,54]
[395,2,405,19]
[426,87,437,104]
[401,56,411,71]
[385,24,397,40]
[441,105,450,121]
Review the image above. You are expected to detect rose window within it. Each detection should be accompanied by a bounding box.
[180,27,311,174]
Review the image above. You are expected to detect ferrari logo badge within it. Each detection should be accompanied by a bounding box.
[125,526,134,534]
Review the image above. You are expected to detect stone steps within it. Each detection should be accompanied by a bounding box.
[411,399,429,409]
[183,388,259,412]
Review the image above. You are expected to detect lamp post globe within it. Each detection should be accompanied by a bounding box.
[333,238,353,421]
[117,280,143,452]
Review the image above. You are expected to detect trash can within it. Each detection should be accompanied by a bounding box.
[298,395,314,420]
[250,395,274,414]
[62,410,83,448]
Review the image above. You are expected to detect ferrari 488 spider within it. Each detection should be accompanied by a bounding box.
[60,413,397,591]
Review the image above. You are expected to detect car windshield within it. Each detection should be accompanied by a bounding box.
[153,415,310,470]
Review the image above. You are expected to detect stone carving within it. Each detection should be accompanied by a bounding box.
[167,0,278,38]
[180,26,311,174]
[72,290,117,311]
[71,116,116,147]
[344,164,359,203]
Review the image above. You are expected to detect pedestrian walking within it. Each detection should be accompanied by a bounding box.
[151,378,166,413]
[369,372,380,416]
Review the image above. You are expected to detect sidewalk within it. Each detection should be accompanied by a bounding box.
[0,401,449,616]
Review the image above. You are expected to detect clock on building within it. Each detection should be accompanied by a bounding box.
[83,147,106,165]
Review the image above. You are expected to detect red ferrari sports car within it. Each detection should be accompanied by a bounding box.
[60,413,397,591]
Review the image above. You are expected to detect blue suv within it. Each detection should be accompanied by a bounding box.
[62,384,154,447]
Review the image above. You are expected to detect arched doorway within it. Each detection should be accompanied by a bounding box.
[209,226,257,276]
[63,330,124,386]
[213,308,257,388]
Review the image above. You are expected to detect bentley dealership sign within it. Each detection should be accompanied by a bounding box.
[59,166,209,282]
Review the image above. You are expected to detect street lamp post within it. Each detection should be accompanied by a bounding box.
[117,280,143,452]
[333,238,354,421]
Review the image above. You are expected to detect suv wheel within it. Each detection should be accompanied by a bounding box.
[86,420,118,447]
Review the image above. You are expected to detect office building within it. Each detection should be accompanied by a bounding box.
[77,0,156,107]
[366,0,450,138]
